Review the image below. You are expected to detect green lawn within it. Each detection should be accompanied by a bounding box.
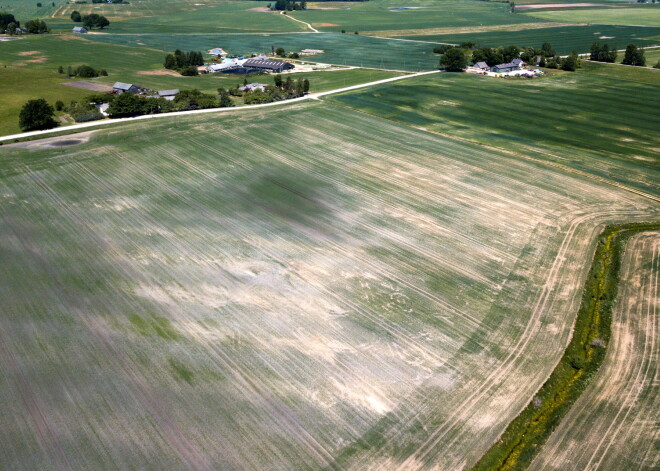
[397,24,660,54]
[524,6,660,27]
[290,0,541,33]
[326,66,660,194]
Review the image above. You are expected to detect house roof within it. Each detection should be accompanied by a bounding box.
[72,26,87,33]
[474,61,488,69]
[158,89,179,96]
[243,59,293,70]
[113,82,135,90]
[512,58,523,65]
[494,62,518,69]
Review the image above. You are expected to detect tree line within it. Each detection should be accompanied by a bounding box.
[0,12,49,34]
[232,75,310,104]
[70,11,110,29]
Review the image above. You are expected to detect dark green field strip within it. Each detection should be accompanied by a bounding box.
[325,71,660,194]
[80,33,441,71]
[471,222,660,471]
[397,25,660,54]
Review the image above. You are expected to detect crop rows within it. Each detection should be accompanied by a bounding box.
[0,103,657,469]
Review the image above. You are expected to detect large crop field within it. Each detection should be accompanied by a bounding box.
[326,65,660,194]
[288,0,536,33]
[1,101,657,469]
[524,6,660,27]
[81,32,441,70]
[529,231,659,470]
[397,24,660,54]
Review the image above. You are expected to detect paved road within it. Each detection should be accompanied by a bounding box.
[0,70,440,143]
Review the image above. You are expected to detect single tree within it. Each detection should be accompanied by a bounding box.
[55,100,64,111]
[218,89,233,107]
[275,47,286,57]
[19,98,58,131]
[97,15,110,29]
[560,51,580,71]
[440,47,467,71]
[6,21,17,35]
[71,11,82,22]
[164,54,176,69]
[274,74,283,88]
[622,44,645,66]
[303,78,309,93]
[57,65,63,73]
[541,42,555,58]
[36,2,42,7]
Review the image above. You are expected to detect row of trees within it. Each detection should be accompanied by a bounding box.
[439,42,582,72]
[70,11,110,29]
[164,50,205,76]
[1,12,50,34]
[58,64,108,78]
[270,0,307,11]
[590,42,617,63]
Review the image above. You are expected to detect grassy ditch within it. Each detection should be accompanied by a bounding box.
[471,221,660,471]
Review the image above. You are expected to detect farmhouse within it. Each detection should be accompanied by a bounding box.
[72,26,88,34]
[242,59,295,73]
[473,61,489,71]
[113,82,141,94]
[158,89,180,101]
[492,61,523,73]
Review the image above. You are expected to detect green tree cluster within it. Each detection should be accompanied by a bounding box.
[82,13,110,30]
[590,42,617,63]
[241,76,309,104]
[25,19,49,33]
[0,12,19,33]
[622,44,646,66]
[471,45,521,66]
[70,10,82,22]
[164,50,204,75]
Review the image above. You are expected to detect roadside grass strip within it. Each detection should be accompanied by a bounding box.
[471,221,660,471]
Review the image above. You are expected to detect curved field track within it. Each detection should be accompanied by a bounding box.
[529,231,659,471]
[0,103,657,470]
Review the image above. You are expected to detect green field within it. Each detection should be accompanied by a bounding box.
[525,6,660,27]
[1,101,656,470]
[79,32,442,70]
[0,34,402,135]
[326,65,660,194]
[398,24,660,54]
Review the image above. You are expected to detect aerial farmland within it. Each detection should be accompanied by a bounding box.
[0,0,658,470]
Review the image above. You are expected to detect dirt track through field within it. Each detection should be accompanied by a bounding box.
[529,231,659,471]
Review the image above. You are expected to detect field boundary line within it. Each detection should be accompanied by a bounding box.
[0,70,439,144]
[471,223,660,471]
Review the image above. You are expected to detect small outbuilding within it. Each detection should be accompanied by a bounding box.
[72,26,88,34]
[474,61,489,71]
[113,82,140,94]
[239,83,266,92]
[492,62,520,73]
[158,89,180,101]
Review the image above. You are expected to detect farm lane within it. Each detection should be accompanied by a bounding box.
[0,69,440,144]
[280,10,319,33]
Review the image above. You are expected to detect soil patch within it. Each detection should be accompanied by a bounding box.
[313,23,340,27]
[5,131,96,149]
[62,81,113,92]
[137,69,181,76]
[18,50,41,56]
[248,7,271,11]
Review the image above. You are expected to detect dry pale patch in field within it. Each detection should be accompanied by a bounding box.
[529,231,659,471]
[364,22,582,38]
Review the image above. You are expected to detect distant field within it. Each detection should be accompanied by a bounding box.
[397,24,660,54]
[524,6,660,27]
[1,101,656,470]
[81,33,441,70]
[325,66,660,194]
[529,231,659,471]
[289,0,539,33]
